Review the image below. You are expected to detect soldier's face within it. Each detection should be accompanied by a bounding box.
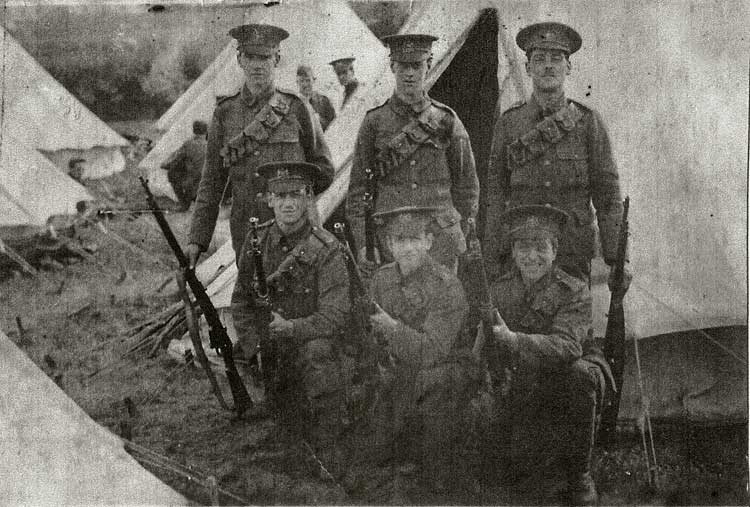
[296,75,314,96]
[391,60,430,96]
[388,231,433,275]
[335,66,354,86]
[238,52,278,90]
[267,188,310,227]
[512,236,557,283]
[525,49,571,93]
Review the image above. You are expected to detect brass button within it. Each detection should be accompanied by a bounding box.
[254,172,260,177]
[411,183,418,189]
[544,181,551,187]
[543,160,551,166]
[281,246,288,253]
[304,288,311,294]
[410,160,416,166]
[253,151,260,156]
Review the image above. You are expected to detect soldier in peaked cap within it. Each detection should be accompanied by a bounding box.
[483,22,630,294]
[481,204,613,505]
[363,205,480,500]
[329,57,361,109]
[186,23,334,268]
[231,161,350,466]
[346,33,480,273]
[296,65,336,131]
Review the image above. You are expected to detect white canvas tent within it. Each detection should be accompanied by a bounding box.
[0,27,130,179]
[0,328,186,505]
[0,134,93,227]
[139,0,391,200]
[195,0,746,424]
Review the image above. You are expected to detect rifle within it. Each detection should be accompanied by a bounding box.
[599,196,630,444]
[246,217,278,394]
[464,218,509,393]
[333,222,392,370]
[363,163,381,262]
[139,177,253,417]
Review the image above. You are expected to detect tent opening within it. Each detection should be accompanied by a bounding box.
[429,8,499,240]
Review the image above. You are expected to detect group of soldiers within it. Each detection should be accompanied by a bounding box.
[180,20,631,505]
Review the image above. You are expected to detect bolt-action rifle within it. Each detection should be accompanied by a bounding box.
[139,177,253,417]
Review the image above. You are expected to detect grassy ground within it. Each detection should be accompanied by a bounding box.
[1,158,747,505]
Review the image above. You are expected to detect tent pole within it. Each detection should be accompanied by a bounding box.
[0,238,38,276]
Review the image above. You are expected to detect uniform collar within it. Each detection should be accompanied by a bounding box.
[398,255,436,283]
[510,264,555,295]
[268,220,311,249]
[241,83,275,107]
[530,92,567,117]
[390,91,431,116]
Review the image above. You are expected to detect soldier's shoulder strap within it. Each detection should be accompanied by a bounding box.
[216,91,240,106]
[365,97,389,115]
[567,98,592,114]
[552,266,588,293]
[501,100,527,116]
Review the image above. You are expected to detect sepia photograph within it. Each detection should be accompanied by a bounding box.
[0,0,747,505]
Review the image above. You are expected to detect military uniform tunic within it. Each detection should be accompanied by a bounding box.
[231,220,350,425]
[189,85,334,256]
[484,94,623,278]
[346,93,479,266]
[369,257,479,479]
[308,91,336,131]
[487,265,608,479]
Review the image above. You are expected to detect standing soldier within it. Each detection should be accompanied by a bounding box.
[296,65,336,131]
[484,205,612,505]
[231,161,349,461]
[161,120,208,211]
[484,22,628,288]
[186,24,334,267]
[329,57,360,109]
[366,206,480,500]
[346,34,479,271]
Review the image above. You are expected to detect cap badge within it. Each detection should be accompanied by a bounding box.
[276,168,289,178]
[403,42,415,53]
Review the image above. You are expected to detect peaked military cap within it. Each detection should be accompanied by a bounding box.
[229,24,289,56]
[501,204,570,240]
[382,34,438,62]
[258,161,331,195]
[374,205,441,236]
[516,22,582,55]
[328,57,355,73]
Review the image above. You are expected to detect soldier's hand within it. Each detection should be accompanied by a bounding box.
[608,264,633,294]
[491,309,518,351]
[185,243,203,270]
[269,311,294,338]
[370,302,399,332]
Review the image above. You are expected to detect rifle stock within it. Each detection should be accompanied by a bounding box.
[599,196,630,444]
[139,177,253,417]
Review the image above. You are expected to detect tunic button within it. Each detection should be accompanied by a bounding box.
[544,159,551,166]
[410,160,416,166]
[304,288,311,294]
[254,172,260,177]
[544,181,551,187]
[281,246,288,252]
[411,183,418,189]
[253,151,260,156]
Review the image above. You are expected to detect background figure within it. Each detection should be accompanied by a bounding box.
[160,120,207,211]
[367,206,480,501]
[186,23,333,268]
[329,57,360,109]
[231,161,349,469]
[67,158,86,184]
[296,65,336,132]
[345,34,479,272]
[484,204,611,505]
[484,22,627,288]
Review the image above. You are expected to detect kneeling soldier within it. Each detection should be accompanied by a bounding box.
[487,204,612,505]
[231,161,350,458]
[367,206,480,498]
